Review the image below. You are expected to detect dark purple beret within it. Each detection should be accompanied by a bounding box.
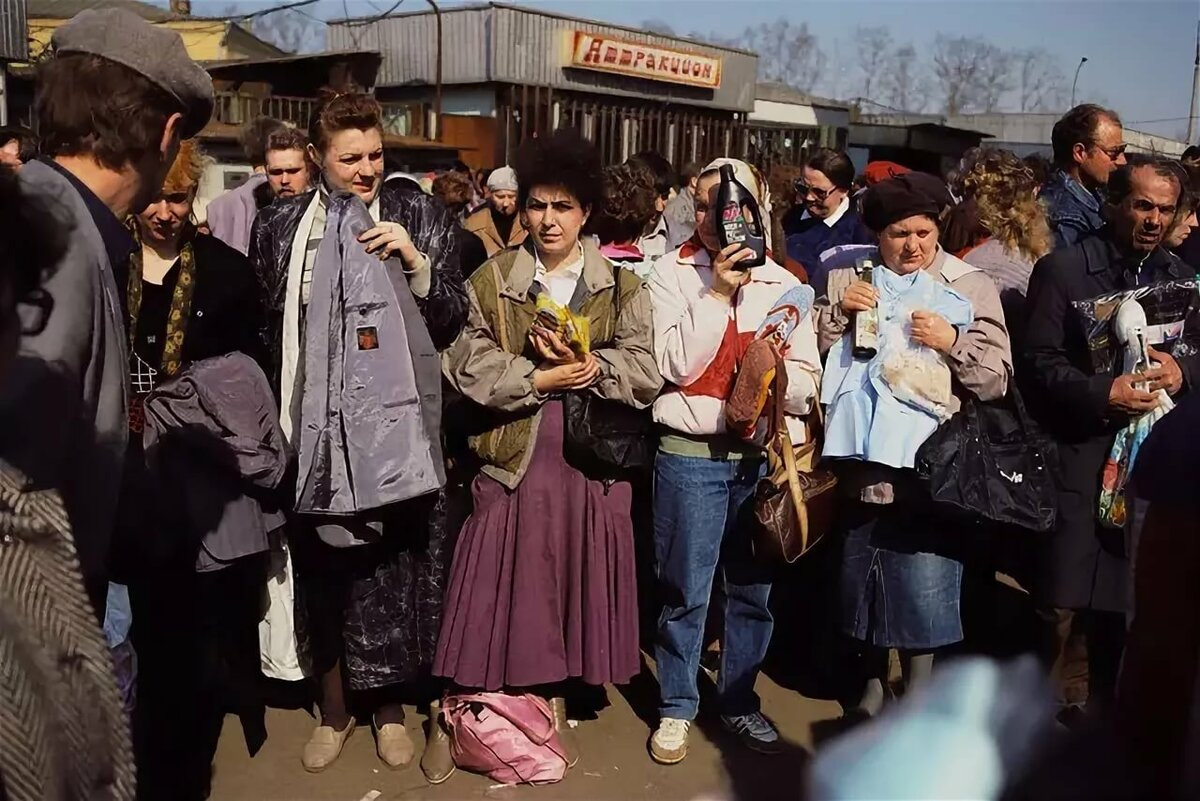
[861,172,953,232]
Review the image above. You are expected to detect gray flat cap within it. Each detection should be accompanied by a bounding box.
[53,8,215,139]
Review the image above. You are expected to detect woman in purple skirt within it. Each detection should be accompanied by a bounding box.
[431,130,662,779]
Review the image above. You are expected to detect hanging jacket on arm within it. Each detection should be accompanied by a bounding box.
[295,192,445,546]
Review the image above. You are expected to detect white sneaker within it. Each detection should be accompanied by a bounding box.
[649,717,691,765]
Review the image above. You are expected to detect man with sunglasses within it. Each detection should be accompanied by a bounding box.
[1042,104,1128,249]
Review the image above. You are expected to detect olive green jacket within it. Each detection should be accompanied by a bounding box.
[442,239,663,488]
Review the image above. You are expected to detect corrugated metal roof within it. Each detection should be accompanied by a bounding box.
[329,3,758,112]
[0,0,26,61]
[755,81,849,111]
[331,1,756,58]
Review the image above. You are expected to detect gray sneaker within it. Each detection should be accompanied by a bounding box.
[720,712,781,755]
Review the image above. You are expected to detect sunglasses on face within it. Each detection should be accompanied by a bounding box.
[1093,143,1127,161]
[793,180,839,203]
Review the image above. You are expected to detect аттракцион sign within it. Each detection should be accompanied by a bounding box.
[567,31,723,90]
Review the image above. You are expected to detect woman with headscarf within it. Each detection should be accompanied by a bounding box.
[434,129,662,780]
[815,172,1013,718]
[647,158,822,765]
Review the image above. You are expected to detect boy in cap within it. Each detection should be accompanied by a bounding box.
[1,8,214,617]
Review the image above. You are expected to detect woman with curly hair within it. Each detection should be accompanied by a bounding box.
[945,147,1053,300]
[434,129,662,778]
[591,162,660,276]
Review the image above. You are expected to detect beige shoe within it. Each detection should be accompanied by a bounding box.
[302,719,356,772]
[649,718,690,765]
[548,697,580,768]
[420,701,456,785]
[375,717,416,769]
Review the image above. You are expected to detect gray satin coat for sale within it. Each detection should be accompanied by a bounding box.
[297,192,445,546]
[143,351,289,572]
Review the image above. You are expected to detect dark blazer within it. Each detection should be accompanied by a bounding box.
[175,232,267,367]
[111,233,268,580]
[1023,232,1198,612]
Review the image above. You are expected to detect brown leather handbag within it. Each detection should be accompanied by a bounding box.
[753,358,837,564]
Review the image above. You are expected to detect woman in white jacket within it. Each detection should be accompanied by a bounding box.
[647,158,821,765]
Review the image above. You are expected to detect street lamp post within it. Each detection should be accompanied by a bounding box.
[1071,56,1088,107]
[428,0,442,141]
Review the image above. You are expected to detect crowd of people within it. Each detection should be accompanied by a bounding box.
[3,8,1200,801]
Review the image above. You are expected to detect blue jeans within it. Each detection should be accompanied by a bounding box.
[653,452,773,721]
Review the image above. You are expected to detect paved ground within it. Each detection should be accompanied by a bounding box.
[209,555,1077,801]
[210,662,842,801]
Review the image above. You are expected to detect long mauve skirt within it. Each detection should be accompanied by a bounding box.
[433,401,640,690]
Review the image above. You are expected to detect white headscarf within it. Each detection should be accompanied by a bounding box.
[703,157,774,253]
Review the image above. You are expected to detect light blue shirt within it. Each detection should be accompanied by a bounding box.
[821,262,974,469]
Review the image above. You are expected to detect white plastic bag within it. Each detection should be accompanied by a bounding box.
[877,332,954,421]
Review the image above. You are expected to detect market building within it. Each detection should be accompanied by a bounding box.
[847,113,994,176]
[746,82,851,171]
[26,0,284,62]
[328,2,759,168]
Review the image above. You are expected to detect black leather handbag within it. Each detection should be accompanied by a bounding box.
[562,266,654,478]
[915,384,1058,533]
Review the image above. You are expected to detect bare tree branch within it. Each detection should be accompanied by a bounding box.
[641,19,675,36]
[879,43,927,112]
[1015,47,1067,112]
[731,19,825,92]
[251,8,326,54]
[853,26,892,103]
[931,34,1016,114]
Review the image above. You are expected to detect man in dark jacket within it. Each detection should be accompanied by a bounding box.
[1024,156,1193,715]
[1041,104,1127,249]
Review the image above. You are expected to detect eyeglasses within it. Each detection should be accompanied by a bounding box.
[793,180,840,203]
[1093,143,1127,161]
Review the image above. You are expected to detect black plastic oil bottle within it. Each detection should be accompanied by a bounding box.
[715,163,767,268]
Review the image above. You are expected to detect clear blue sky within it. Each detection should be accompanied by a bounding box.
[199,0,1200,140]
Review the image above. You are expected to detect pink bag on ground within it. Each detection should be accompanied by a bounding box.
[443,692,569,785]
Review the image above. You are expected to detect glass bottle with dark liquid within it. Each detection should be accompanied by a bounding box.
[715,164,766,268]
[852,260,878,360]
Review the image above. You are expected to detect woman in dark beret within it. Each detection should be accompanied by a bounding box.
[815,172,1014,717]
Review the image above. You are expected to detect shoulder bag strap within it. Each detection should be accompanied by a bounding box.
[770,356,811,552]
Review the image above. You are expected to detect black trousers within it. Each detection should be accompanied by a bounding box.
[130,554,267,801]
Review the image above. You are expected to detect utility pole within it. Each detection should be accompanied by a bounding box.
[1187,17,1199,144]
[428,0,443,142]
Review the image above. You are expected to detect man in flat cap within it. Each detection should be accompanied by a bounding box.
[0,8,213,619]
